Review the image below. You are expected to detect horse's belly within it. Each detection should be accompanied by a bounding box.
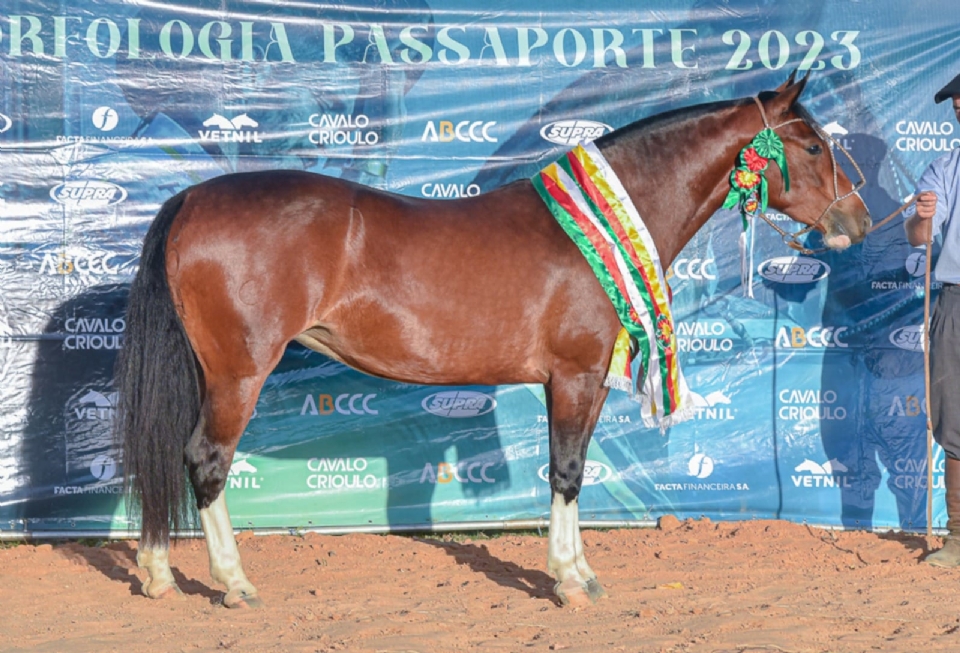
[294,322,545,387]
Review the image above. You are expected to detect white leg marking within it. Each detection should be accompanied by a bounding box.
[572,507,597,581]
[547,493,588,586]
[136,544,179,598]
[200,491,258,603]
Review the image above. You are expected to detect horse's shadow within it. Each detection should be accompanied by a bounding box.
[6,281,219,599]
[56,541,143,597]
[413,537,559,602]
[11,282,130,536]
[56,541,222,602]
[56,533,559,604]
[10,282,517,595]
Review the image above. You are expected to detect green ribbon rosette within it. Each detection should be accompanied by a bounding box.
[722,128,790,229]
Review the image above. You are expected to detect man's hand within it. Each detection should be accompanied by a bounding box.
[906,191,937,246]
[916,191,938,220]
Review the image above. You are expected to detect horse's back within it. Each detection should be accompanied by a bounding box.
[171,169,564,290]
[176,170,534,248]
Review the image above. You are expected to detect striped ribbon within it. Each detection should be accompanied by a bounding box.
[532,142,694,429]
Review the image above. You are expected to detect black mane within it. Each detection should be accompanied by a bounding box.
[595,97,744,149]
[596,92,817,150]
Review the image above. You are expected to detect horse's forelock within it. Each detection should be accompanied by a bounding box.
[757,90,779,103]
[790,101,821,132]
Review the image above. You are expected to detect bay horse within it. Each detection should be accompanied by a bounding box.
[115,72,870,609]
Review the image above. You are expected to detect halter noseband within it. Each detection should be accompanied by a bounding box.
[744,96,867,255]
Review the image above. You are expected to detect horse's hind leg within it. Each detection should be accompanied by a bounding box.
[545,371,610,607]
[137,545,181,599]
[185,375,269,609]
[198,482,260,608]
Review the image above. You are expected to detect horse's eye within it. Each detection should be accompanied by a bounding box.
[806,144,823,155]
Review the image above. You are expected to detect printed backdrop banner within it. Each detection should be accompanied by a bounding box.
[0,0,956,535]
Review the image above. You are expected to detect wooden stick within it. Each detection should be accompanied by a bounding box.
[924,238,934,537]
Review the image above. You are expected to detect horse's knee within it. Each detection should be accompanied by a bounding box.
[550,456,584,503]
[184,430,232,509]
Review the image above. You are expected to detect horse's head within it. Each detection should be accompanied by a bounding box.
[749,72,871,251]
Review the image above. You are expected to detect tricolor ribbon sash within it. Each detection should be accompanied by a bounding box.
[532,142,694,429]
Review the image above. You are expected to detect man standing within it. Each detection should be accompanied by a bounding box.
[904,72,960,565]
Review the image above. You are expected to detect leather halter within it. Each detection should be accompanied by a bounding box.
[748,96,867,256]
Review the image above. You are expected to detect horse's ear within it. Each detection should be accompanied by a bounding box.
[770,70,809,117]
[774,69,799,93]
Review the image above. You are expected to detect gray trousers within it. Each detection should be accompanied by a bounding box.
[930,284,960,461]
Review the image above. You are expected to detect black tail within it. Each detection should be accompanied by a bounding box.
[115,191,200,547]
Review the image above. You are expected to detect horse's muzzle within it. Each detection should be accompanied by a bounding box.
[821,206,868,250]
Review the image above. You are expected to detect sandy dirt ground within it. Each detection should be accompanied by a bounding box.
[2,517,960,653]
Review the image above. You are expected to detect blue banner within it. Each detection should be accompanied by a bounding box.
[0,0,956,535]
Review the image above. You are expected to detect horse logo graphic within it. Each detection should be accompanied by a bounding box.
[689,390,731,408]
[78,389,117,408]
[202,113,259,130]
[229,114,258,129]
[794,458,848,475]
[69,389,118,422]
[229,459,258,475]
[227,458,262,490]
[822,121,849,137]
[687,389,734,421]
[202,114,234,130]
[199,113,263,144]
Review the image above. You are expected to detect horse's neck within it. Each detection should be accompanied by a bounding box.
[597,104,752,267]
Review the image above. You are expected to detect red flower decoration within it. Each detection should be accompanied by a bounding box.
[744,147,768,172]
[744,195,759,214]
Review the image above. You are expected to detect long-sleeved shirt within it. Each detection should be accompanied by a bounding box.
[906,147,960,283]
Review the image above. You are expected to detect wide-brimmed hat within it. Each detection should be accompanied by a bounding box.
[935,72,960,103]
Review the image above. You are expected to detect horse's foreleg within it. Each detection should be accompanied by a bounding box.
[545,373,609,607]
[185,381,265,609]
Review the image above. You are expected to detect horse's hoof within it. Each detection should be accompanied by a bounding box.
[585,577,608,602]
[223,589,263,609]
[142,581,184,601]
[554,580,594,608]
